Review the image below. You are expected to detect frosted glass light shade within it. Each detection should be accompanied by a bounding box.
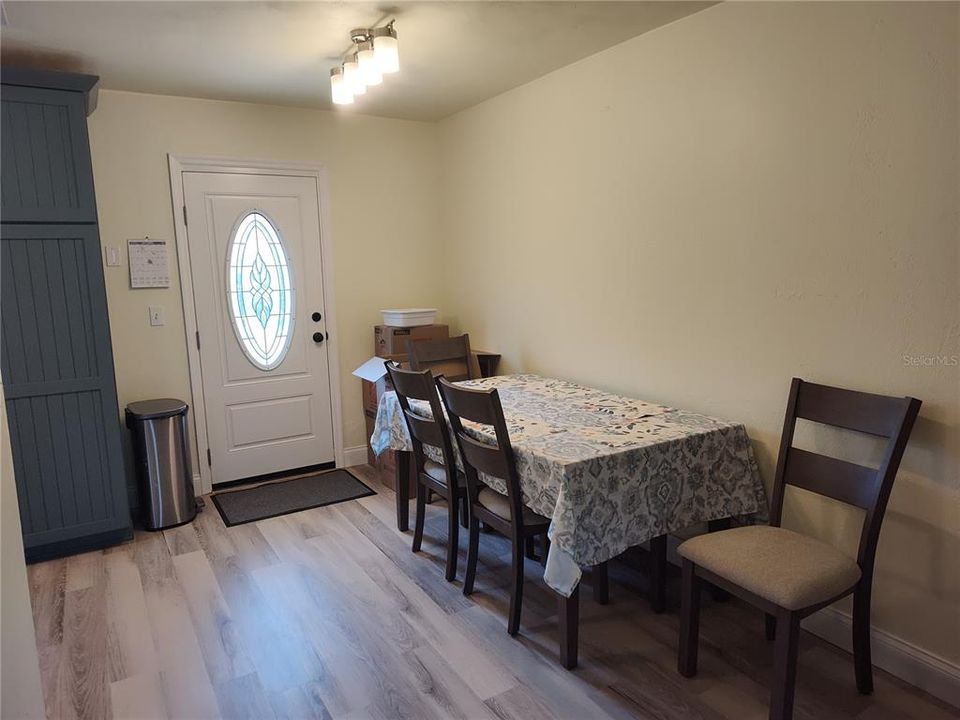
[330,68,353,105]
[357,41,382,86]
[373,32,399,74]
[343,56,365,95]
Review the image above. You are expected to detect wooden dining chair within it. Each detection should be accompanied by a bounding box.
[407,334,476,382]
[437,377,608,636]
[676,378,921,720]
[384,362,466,582]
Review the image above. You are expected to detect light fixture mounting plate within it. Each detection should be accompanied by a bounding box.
[350,28,371,43]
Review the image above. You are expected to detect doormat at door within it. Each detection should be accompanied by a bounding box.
[211,468,375,527]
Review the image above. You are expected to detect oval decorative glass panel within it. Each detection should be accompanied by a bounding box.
[226,211,295,371]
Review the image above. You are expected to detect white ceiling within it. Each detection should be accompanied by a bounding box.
[1,2,713,121]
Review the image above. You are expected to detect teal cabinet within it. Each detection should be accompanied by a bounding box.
[1,68,131,561]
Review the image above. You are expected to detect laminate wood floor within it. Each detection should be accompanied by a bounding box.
[28,465,957,720]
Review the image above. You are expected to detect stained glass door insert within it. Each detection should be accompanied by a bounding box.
[226,211,295,371]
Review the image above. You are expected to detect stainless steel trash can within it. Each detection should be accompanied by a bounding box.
[125,398,197,530]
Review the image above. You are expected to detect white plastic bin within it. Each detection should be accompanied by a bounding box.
[380,308,438,327]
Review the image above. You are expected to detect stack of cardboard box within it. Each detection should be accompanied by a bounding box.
[363,324,448,475]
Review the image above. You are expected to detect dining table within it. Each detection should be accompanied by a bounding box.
[370,373,767,669]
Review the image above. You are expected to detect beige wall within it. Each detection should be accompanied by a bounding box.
[439,1,959,665]
[0,383,46,719]
[88,90,444,474]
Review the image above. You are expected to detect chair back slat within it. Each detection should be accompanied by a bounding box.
[770,377,921,572]
[407,334,474,382]
[795,381,907,437]
[458,433,512,480]
[387,362,435,402]
[437,377,527,528]
[403,409,445,449]
[435,375,499,425]
[384,363,457,489]
[782,448,878,510]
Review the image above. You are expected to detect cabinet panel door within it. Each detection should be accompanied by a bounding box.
[1,86,97,223]
[1,224,129,555]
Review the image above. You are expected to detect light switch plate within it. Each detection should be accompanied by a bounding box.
[104,244,122,267]
[148,306,165,326]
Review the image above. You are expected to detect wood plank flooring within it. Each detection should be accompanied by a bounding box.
[27,465,957,720]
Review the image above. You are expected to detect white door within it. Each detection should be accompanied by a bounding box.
[182,171,335,484]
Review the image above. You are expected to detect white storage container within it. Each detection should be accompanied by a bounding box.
[380,308,438,327]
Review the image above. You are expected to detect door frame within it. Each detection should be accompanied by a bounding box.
[167,154,345,494]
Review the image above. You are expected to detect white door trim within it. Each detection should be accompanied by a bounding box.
[167,154,345,494]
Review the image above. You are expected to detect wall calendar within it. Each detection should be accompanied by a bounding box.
[128,238,170,288]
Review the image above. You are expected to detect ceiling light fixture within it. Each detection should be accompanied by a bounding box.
[343,53,365,96]
[330,20,398,106]
[371,25,400,74]
[356,40,382,86]
[329,67,353,105]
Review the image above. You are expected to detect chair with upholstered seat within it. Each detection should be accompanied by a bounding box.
[407,334,476,382]
[435,375,549,635]
[385,363,466,582]
[437,376,609,636]
[676,377,921,720]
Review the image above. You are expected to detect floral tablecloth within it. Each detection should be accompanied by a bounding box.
[371,374,767,596]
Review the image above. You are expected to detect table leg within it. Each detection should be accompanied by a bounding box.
[650,534,668,613]
[558,583,580,670]
[395,450,412,531]
[592,562,609,605]
[524,536,537,560]
[707,518,732,601]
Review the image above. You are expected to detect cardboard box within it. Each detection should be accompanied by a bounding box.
[356,354,409,414]
[364,411,377,467]
[374,324,448,356]
[362,377,385,414]
[363,408,415,495]
[377,448,416,495]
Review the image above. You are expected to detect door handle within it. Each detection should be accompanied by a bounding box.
[313,332,325,343]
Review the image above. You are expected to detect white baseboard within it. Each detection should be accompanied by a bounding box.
[802,607,960,709]
[342,445,369,468]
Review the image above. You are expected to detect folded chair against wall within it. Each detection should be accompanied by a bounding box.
[407,333,475,381]
[385,363,467,582]
[676,377,921,720]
